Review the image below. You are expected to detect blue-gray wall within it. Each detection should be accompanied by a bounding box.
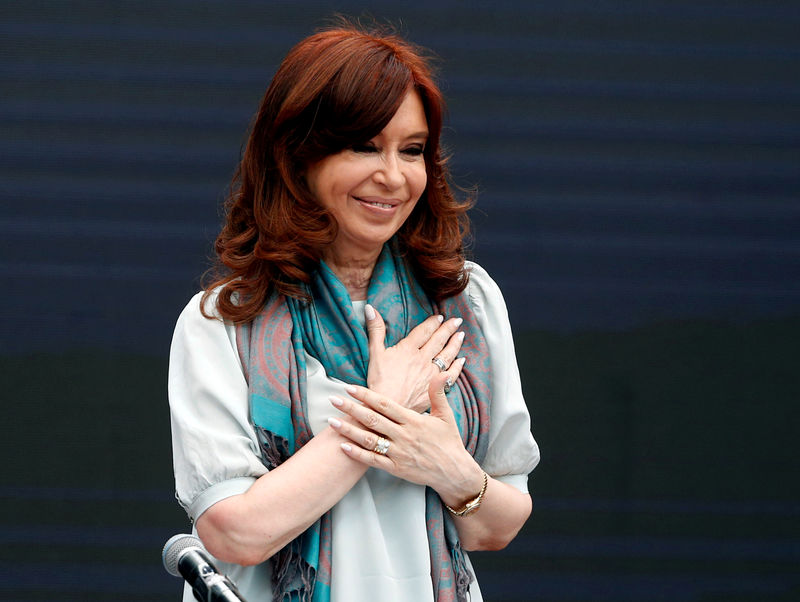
[2,1,798,600]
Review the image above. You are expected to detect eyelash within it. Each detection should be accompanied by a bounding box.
[351,143,425,156]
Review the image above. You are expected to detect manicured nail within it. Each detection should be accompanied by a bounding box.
[453,317,463,327]
[457,331,465,342]
[341,443,352,452]
[330,396,344,407]
[328,417,342,428]
[459,357,467,366]
[436,314,444,323]
[365,304,376,321]
[344,385,357,396]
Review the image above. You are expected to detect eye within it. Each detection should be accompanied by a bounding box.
[402,145,425,157]
[351,142,378,154]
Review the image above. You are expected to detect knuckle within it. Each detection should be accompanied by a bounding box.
[365,413,379,428]
[364,434,376,448]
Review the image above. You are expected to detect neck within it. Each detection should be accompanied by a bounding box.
[322,247,381,301]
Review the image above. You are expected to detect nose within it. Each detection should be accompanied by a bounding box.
[374,153,405,190]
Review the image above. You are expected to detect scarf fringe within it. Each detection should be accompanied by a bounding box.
[272,540,316,602]
[256,427,291,470]
[451,541,474,602]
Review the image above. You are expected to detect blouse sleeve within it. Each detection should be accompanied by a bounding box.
[168,291,267,522]
[465,262,540,494]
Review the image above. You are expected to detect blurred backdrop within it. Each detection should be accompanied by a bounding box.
[2,1,799,600]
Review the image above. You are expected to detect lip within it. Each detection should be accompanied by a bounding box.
[354,196,402,210]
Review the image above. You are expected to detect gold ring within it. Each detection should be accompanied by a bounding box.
[373,437,390,455]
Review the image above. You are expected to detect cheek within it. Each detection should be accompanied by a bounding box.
[411,166,428,200]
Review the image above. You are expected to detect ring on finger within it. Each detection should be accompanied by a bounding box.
[444,377,455,394]
[373,436,391,456]
[431,357,447,372]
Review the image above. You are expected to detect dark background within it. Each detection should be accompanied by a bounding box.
[2,1,799,600]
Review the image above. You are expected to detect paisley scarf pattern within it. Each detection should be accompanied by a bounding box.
[235,245,492,602]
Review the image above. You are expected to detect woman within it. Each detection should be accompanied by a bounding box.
[168,22,539,602]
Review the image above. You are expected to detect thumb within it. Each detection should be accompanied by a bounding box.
[365,304,387,355]
[428,364,461,421]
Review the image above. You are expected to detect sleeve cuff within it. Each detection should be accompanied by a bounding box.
[493,473,529,494]
[188,476,258,521]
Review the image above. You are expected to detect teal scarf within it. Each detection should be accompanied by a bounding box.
[235,245,492,602]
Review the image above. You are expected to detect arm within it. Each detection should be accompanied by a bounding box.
[434,441,532,551]
[197,426,367,565]
[449,263,538,549]
[329,264,539,551]
[169,294,365,566]
[169,293,467,566]
[329,377,531,552]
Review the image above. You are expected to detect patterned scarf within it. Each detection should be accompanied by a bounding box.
[235,245,492,602]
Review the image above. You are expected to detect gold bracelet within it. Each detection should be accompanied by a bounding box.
[445,471,488,517]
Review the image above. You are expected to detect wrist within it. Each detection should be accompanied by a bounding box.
[444,470,488,518]
[439,460,486,514]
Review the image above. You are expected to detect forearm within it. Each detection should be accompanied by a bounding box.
[451,477,532,551]
[436,457,532,551]
[196,426,367,565]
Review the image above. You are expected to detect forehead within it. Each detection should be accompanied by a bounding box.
[380,89,429,137]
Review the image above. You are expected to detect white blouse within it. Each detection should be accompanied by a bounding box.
[168,262,540,602]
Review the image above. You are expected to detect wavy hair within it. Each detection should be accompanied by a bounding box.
[203,21,473,322]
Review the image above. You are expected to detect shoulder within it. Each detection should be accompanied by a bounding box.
[175,289,220,328]
[463,261,507,313]
[172,288,238,352]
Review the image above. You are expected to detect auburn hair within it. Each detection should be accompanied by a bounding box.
[203,21,473,323]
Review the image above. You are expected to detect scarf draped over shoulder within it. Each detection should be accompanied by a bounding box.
[235,245,492,602]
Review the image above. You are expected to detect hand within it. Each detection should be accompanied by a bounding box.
[327,369,484,506]
[365,304,465,413]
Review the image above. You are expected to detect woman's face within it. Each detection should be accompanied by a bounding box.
[306,89,429,261]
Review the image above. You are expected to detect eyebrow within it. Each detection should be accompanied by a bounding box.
[406,131,429,140]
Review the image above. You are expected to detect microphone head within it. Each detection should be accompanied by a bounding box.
[162,533,204,576]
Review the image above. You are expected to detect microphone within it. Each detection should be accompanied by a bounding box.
[162,533,248,602]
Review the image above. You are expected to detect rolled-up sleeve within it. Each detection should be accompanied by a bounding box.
[465,263,540,493]
[168,291,267,521]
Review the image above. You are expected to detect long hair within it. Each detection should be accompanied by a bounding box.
[203,21,472,322]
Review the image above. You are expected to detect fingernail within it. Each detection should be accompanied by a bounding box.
[344,385,357,396]
[453,317,463,327]
[437,314,444,323]
[328,417,342,428]
[330,396,344,407]
[457,331,465,341]
[365,304,376,321]
[459,357,467,366]
[341,443,352,452]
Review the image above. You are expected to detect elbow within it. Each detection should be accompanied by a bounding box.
[461,528,520,552]
[195,498,275,566]
[462,492,532,552]
[480,530,520,551]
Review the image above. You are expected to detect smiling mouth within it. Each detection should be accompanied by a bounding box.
[355,197,396,209]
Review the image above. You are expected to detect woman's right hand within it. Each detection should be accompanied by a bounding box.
[364,304,465,413]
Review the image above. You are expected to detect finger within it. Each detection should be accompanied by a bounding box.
[435,330,465,367]
[365,304,387,355]
[330,393,401,436]
[429,359,465,420]
[339,441,395,470]
[327,416,389,455]
[402,314,445,349]
[420,317,463,362]
[343,385,413,425]
[443,354,466,392]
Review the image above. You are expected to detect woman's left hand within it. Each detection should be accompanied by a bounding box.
[327,365,485,508]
